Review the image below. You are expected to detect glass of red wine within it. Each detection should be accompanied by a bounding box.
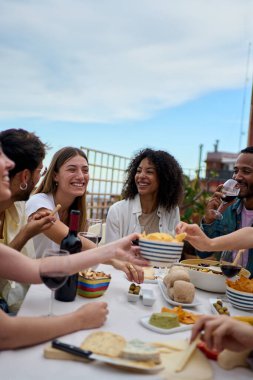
[39,248,69,316]
[220,250,242,278]
[79,231,98,245]
[211,179,240,220]
[86,219,103,246]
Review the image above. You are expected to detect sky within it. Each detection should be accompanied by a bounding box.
[0,0,253,178]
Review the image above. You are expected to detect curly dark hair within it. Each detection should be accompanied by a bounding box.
[122,148,184,211]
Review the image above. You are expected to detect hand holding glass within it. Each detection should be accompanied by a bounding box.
[211,179,240,220]
[39,249,69,316]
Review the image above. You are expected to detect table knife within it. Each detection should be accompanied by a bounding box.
[52,339,94,360]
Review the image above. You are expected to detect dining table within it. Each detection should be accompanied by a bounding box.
[1,264,252,380]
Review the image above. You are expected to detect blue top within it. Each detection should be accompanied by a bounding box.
[198,199,253,278]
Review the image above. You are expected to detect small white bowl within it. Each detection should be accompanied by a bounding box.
[141,289,156,307]
[127,292,140,303]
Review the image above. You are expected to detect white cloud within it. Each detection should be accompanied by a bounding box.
[0,0,252,122]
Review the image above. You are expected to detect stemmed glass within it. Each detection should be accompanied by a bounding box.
[79,231,98,246]
[211,179,240,220]
[86,218,102,246]
[220,250,242,278]
[39,248,69,316]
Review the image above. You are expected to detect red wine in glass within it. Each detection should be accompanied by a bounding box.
[39,249,70,315]
[220,250,242,278]
[79,232,98,245]
[40,273,68,290]
[86,218,102,246]
[220,264,242,278]
[221,194,238,203]
[211,179,240,220]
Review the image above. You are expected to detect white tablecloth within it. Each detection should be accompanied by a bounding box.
[0,265,252,380]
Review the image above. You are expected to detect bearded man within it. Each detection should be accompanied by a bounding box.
[198,146,253,277]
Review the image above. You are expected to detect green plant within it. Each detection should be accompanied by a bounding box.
[180,174,210,224]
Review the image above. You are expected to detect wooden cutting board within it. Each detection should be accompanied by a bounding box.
[43,345,164,373]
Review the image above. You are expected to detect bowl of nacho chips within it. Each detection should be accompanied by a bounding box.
[226,277,253,311]
[139,233,185,266]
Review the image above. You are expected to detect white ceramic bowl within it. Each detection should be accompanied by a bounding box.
[139,238,183,266]
[180,259,250,293]
[226,285,253,311]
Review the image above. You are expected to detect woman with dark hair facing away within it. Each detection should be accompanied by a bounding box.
[106,148,184,242]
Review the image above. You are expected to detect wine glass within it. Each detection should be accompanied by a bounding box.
[211,179,240,220]
[86,218,102,246]
[79,231,98,246]
[39,248,69,316]
[79,231,98,271]
[220,250,242,278]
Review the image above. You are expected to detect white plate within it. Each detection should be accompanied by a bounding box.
[140,315,192,335]
[158,279,201,308]
[144,268,165,284]
[92,353,164,372]
[209,298,253,317]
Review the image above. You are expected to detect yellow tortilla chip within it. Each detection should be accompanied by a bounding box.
[175,233,187,242]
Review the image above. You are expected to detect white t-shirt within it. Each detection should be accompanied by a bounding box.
[26,193,60,258]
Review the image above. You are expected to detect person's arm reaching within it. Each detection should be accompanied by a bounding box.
[176,222,253,252]
[0,302,108,350]
[0,233,148,284]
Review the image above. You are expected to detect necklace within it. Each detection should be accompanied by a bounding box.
[139,208,159,235]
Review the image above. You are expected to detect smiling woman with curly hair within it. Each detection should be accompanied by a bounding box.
[106,148,184,243]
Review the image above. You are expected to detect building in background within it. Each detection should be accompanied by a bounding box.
[81,147,130,221]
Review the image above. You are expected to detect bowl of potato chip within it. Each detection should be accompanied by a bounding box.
[226,277,253,311]
[77,269,111,298]
[138,232,185,266]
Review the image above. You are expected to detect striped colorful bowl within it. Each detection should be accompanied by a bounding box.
[139,238,183,266]
[77,274,111,298]
[226,285,253,311]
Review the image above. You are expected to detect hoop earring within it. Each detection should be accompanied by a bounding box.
[20,182,28,191]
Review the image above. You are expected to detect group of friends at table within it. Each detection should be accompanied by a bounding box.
[0,128,253,363]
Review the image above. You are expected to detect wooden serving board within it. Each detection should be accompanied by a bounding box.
[44,345,164,373]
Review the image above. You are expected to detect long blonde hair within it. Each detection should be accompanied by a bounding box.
[35,147,88,231]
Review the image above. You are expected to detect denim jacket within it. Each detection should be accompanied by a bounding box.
[198,199,253,278]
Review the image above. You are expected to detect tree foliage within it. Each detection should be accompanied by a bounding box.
[180,174,210,224]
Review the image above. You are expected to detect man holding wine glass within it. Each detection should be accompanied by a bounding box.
[189,146,253,277]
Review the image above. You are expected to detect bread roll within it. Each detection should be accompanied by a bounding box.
[173,280,195,303]
[168,286,174,300]
[163,269,190,288]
